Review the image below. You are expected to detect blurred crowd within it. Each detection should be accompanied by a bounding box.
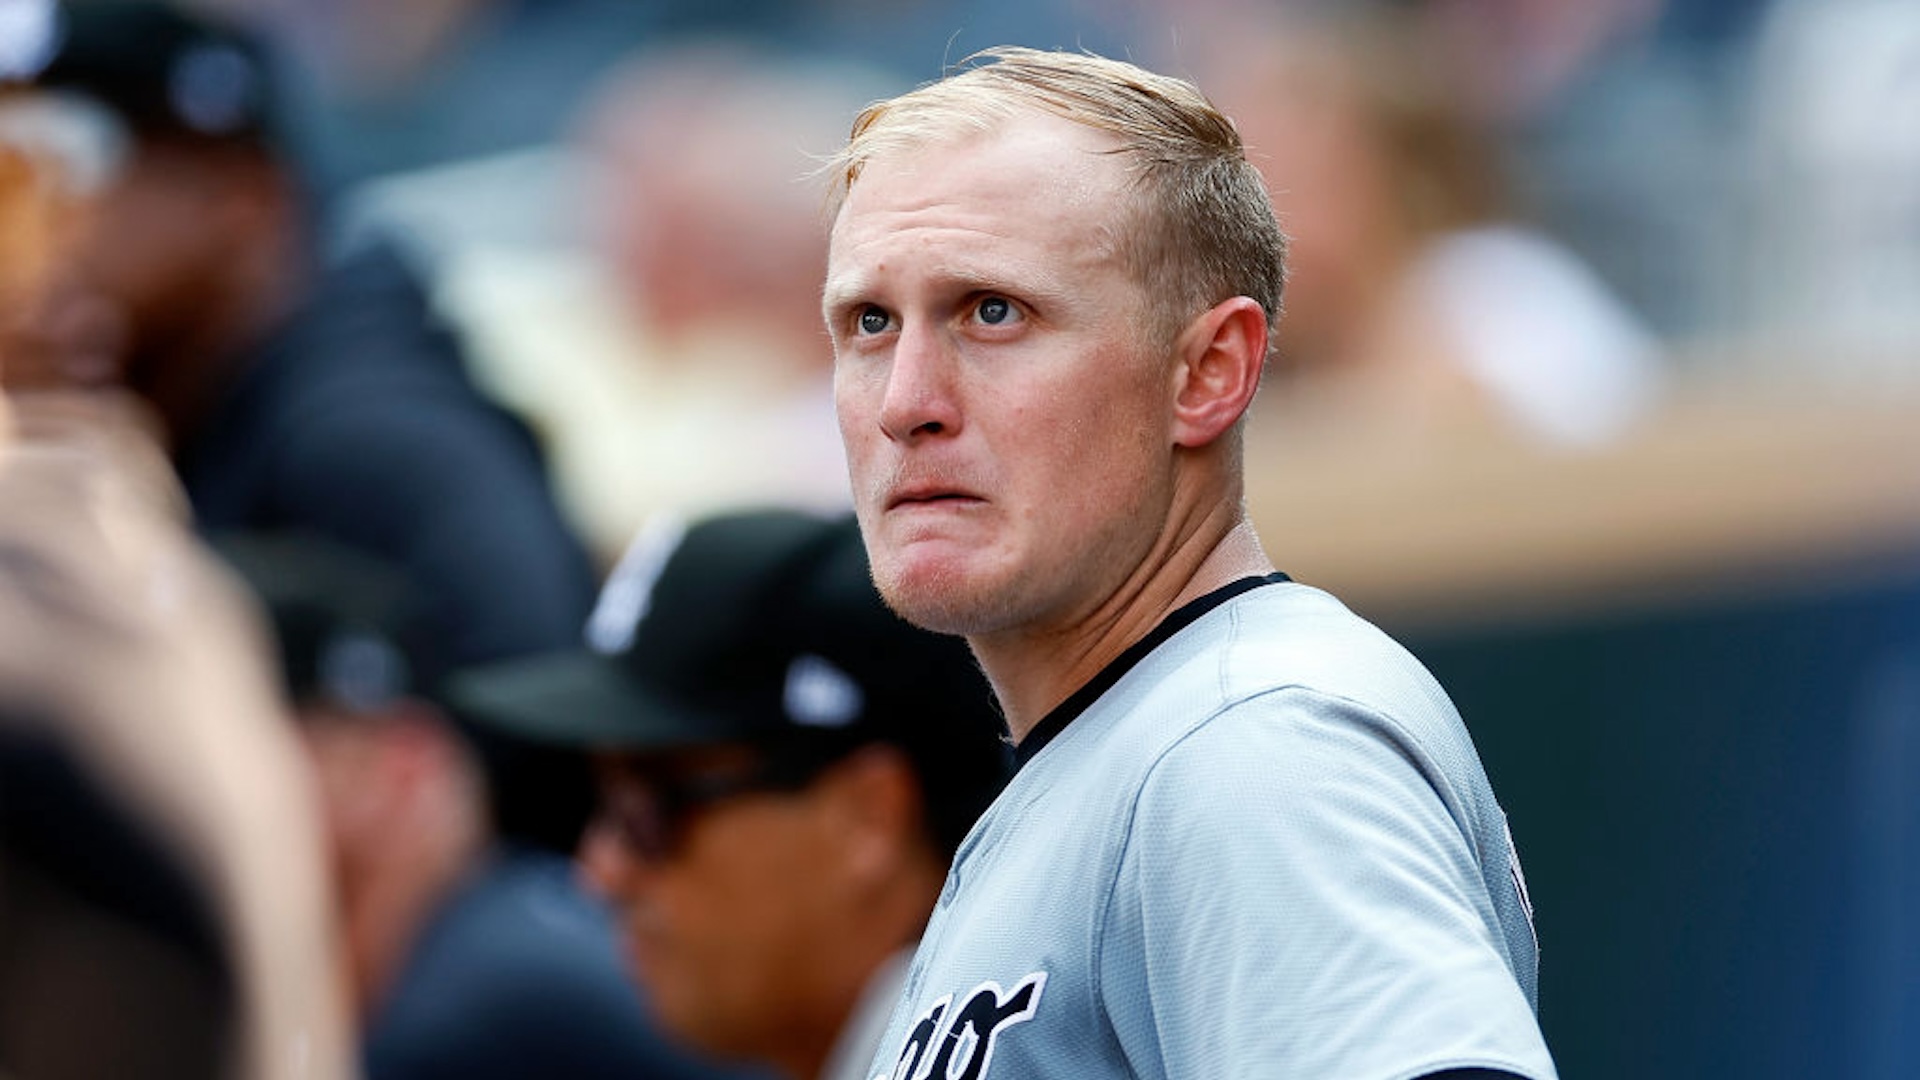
[1,0,1916,1077]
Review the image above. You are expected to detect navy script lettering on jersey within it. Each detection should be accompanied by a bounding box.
[873,972,1048,1080]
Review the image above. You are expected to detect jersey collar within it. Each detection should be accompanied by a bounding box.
[1011,572,1291,772]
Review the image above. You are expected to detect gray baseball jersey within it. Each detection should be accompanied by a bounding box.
[867,576,1556,1080]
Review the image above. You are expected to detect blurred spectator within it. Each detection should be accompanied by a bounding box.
[217,531,757,1080]
[1413,0,1771,347]
[430,44,884,559]
[0,100,72,389]
[1200,7,1663,448]
[206,0,1143,199]
[1744,0,1920,382]
[0,128,49,436]
[0,387,353,1080]
[448,509,1012,1080]
[217,0,660,203]
[9,0,597,677]
[1406,0,1668,126]
[0,7,112,405]
[715,0,1143,78]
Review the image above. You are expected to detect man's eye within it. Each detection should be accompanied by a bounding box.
[976,296,1014,325]
[858,306,890,334]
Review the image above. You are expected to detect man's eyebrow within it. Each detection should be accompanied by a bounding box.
[821,276,871,316]
[822,261,1077,316]
[945,267,1072,306]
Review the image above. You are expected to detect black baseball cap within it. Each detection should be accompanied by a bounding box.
[447,508,1012,851]
[32,1,281,147]
[215,530,603,852]
[211,532,432,715]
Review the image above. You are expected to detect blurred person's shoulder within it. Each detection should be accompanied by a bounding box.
[367,845,741,1080]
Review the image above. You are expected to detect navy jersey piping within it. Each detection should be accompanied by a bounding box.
[1011,572,1291,772]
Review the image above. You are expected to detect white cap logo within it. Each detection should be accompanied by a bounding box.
[586,512,687,655]
[0,0,57,81]
[171,43,257,137]
[319,631,409,713]
[783,654,862,728]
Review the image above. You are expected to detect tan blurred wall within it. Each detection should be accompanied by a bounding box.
[1248,371,1920,628]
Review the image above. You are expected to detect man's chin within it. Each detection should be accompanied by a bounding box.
[651,994,750,1069]
[875,571,1012,638]
[626,937,672,996]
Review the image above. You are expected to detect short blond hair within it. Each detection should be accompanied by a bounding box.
[826,47,1287,351]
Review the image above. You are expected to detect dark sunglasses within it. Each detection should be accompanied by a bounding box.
[593,751,825,862]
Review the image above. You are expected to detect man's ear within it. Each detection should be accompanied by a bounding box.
[816,745,924,886]
[1170,296,1267,448]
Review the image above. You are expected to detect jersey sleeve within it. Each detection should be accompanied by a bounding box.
[1099,687,1556,1080]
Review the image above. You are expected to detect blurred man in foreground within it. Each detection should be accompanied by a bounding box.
[0,319,351,1080]
[7,30,351,1077]
[450,509,1010,1080]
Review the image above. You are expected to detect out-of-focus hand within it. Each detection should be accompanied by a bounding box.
[1,280,128,392]
[1,386,183,521]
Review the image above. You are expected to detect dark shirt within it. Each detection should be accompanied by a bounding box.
[364,847,752,1080]
[176,242,596,681]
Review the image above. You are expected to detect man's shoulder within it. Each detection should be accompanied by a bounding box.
[379,852,636,1022]
[997,580,1479,870]
[1026,580,1483,851]
[365,852,713,1079]
[196,246,526,497]
[1096,581,1458,755]
[1212,581,1442,698]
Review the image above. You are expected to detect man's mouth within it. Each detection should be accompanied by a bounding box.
[886,484,981,510]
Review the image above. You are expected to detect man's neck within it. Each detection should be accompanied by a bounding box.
[776,857,942,1080]
[344,777,486,1016]
[972,506,1273,743]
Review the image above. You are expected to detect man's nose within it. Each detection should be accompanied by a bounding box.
[877,322,962,442]
[577,818,646,899]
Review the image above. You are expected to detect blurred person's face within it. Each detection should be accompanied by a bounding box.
[0,97,97,392]
[295,704,487,1012]
[605,145,817,344]
[0,143,40,416]
[0,145,54,329]
[50,143,237,377]
[583,744,855,1069]
[1224,61,1405,373]
[297,711,385,876]
[825,114,1177,640]
[10,135,278,410]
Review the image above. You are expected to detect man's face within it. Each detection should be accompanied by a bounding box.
[584,746,844,1064]
[825,113,1178,639]
[10,141,245,396]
